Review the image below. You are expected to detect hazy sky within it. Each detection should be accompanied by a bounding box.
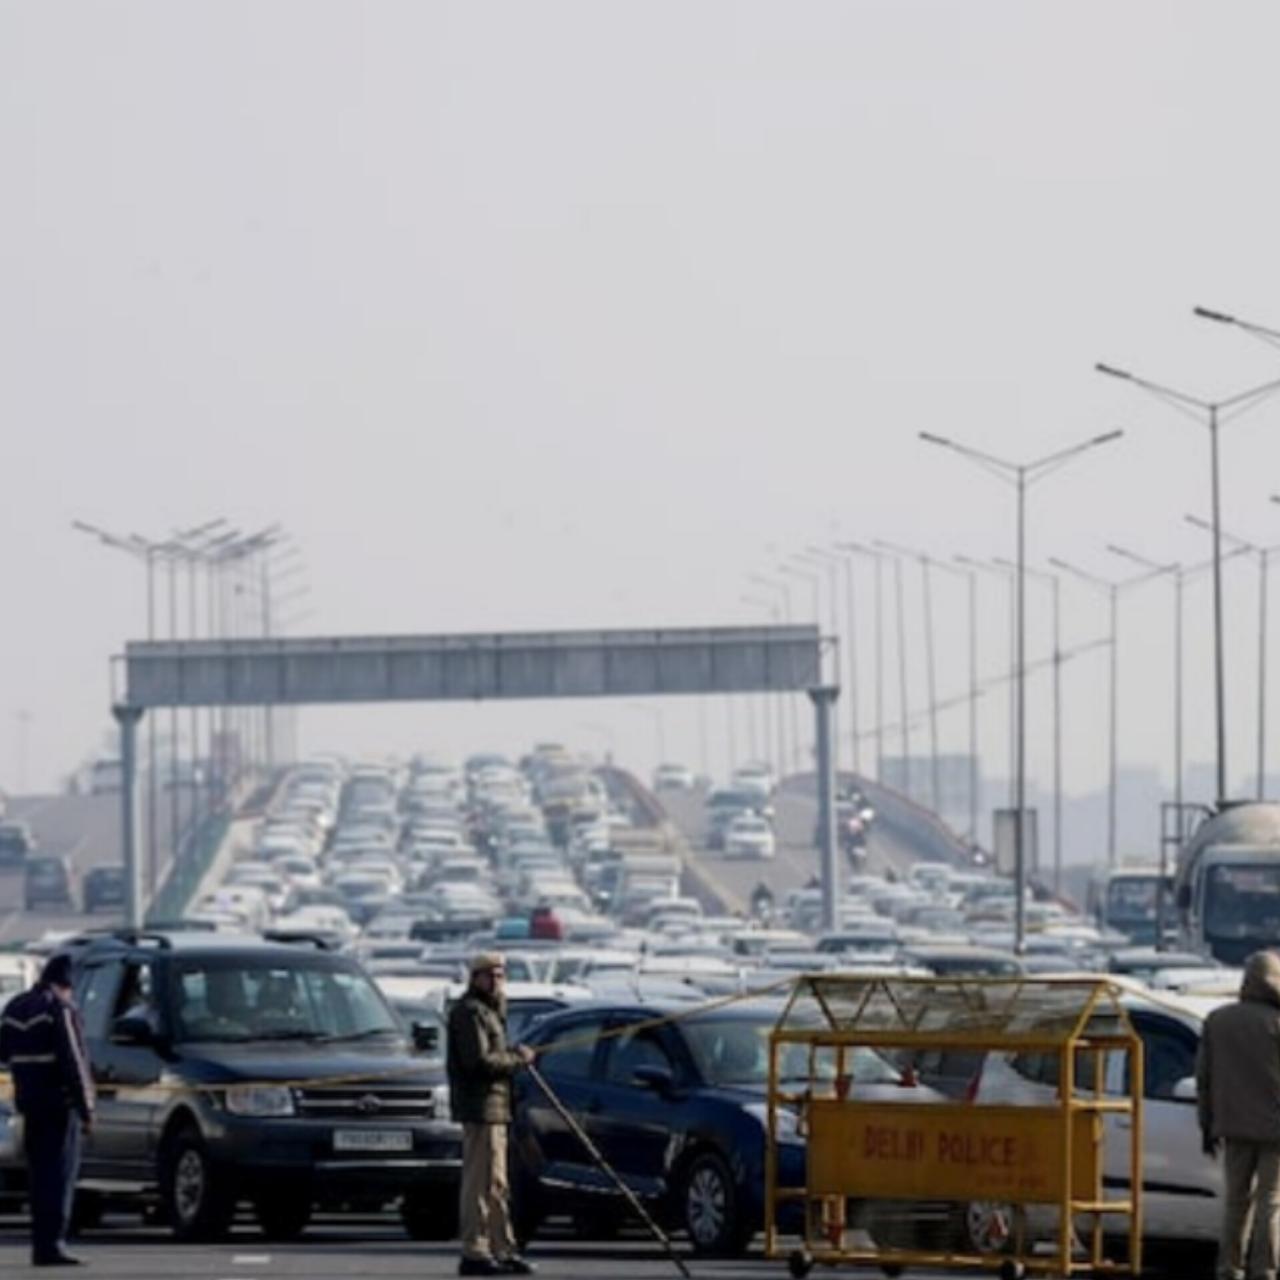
[5,2,1280,839]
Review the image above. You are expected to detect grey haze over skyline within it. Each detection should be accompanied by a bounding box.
[5,2,1280,857]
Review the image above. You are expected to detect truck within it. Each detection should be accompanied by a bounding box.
[1088,864,1172,945]
[614,852,683,924]
[1174,801,1280,964]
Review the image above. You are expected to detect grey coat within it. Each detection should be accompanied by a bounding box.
[1197,949,1280,1144]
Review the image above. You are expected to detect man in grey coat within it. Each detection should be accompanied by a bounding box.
[1197,948,1280,1280]
[447,952,536,1277]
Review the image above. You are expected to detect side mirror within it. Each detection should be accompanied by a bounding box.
[110,1014,154,1046]
[1176,884,1192,911]
[1171,1076,1198,1103]
[632,1064,675,1095]
[411,1022,441,1054]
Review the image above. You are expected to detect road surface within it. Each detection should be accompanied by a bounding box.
[0,787,197,946]
[659,782,928,915]
[0,1215,965,1279]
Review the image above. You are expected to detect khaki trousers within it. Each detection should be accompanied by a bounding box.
[460,1122,517,1261]
[1220,1139,1280,1280]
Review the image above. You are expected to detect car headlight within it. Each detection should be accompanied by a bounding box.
[224,1084,296,1117]
[744,1102,804,1146]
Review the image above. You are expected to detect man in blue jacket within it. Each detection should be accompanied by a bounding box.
[0,954,95,1267]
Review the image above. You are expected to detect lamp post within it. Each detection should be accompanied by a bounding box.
[1097,357,1280,804]
[875,540,943,816]
[1106,544,1188,821]
[957,554,1017,806]
[1185,514,1280,799]
[1048,556,1171,866]
[996,558,1063,892]
[921,428,1123,952]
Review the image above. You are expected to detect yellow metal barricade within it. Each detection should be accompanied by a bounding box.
[765,975,1143,1279]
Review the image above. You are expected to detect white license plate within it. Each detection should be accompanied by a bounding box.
[333,1129,413,1153]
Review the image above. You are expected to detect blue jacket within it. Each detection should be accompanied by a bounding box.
[0,985,95,1121]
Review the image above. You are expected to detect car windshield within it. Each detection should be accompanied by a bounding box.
[1106,877,1162,924]
[1205,864,1280,937]
[171,959,402,1044]
[682,1015,900,1087]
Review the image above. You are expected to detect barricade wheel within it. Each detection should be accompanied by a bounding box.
[787,1248,813,1278]
[956,1200,1017,1256]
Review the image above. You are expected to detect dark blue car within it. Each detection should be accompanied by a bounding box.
[512,1000,803,1254]
[514,999,921,1256]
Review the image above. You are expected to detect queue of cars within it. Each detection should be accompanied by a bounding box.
[0,747,1244,1269]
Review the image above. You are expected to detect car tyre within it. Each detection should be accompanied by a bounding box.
[254,1194,311,1240]
[160,1126,234,1242]
[680,1150,751,1256]
[400,1188,459,1241]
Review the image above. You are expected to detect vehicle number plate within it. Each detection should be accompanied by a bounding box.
[333,1129,413,1152]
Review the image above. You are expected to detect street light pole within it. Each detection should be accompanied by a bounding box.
[1185,514,1280,799]
[997,558,1062,891]
[1049,555,1172,867]
[1097,357,1280,804]
[957,555,1017,807]
[921,427,1123,952]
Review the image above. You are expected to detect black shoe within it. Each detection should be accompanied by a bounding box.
[500,1258,537,1275]
[458,1260,503,1277]
[33,1254,84,1267]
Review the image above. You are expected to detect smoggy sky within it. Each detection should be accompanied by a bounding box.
[4,2,1280,822]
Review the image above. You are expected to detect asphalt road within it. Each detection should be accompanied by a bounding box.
[0,1216,964,1279]
[0,786,197,946]
[659,786,919,914]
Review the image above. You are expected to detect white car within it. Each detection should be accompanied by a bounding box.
[724,814,776,860]
[966,986,1224,1261]
[653,763,696,791]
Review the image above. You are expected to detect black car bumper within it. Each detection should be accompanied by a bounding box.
[201,1114,462,1200]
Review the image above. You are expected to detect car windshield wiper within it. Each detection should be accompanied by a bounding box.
[249,1029,327,1042]
[320,1027,400,1043]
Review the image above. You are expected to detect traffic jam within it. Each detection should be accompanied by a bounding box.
[0,748,1247,1274]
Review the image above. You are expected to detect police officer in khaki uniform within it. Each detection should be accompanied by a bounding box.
[447,952,535,1277]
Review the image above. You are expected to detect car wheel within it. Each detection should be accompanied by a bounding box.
[400,1188,459,1241]
[254,1194,311,1240]
[681,1151,751,1256]
[160,1127,234,1242]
